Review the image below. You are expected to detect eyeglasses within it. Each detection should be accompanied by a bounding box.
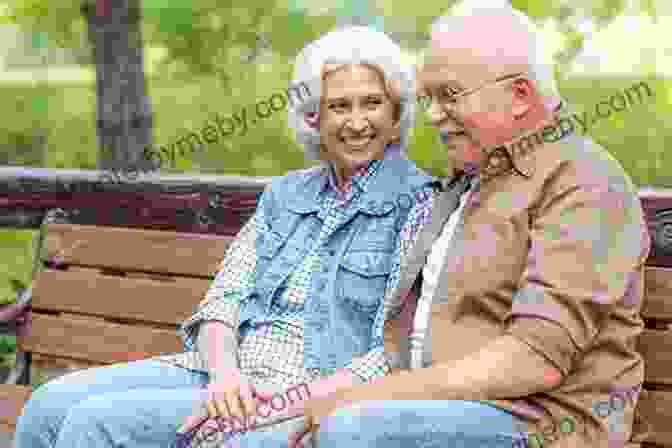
[420,72,526,113]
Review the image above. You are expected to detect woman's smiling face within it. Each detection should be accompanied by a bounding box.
[319,64,399,179]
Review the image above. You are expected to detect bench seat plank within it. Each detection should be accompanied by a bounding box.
[0,385,32,429]
[43,224,233,277]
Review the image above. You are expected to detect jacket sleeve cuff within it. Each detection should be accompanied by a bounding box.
[345,347,390,383]
[179,295,239,351]
[505,315,578,377]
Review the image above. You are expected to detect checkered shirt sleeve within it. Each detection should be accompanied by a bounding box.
[177,193,271,352]
[345,187,435,382]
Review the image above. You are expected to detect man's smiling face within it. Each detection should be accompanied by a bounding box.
[419,44,525,172]
[417,6,555,174]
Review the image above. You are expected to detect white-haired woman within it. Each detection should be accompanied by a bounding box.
[12,26,435,448]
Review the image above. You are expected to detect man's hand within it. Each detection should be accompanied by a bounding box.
[288,395,346,448]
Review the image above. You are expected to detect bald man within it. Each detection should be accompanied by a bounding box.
[289,4,650,448]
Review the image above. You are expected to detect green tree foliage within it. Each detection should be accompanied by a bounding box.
[2,0,339,85]
[3,1,650,79]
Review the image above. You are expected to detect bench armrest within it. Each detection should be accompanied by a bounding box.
[0,287,33,386]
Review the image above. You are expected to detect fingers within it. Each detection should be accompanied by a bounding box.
[288,420,312,448]
[224,388,244,418]
[177,413,208,435]
[241,388,257,420]
[207,386,255,424]
[179,395,210,434]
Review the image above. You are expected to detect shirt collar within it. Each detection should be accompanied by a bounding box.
[466,108,569,182]
[319,143,405,196]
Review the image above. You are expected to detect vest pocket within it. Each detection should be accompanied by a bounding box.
[337,250,392,312]
[257,231,286,259]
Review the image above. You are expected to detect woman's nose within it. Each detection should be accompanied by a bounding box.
[345,112,372,132]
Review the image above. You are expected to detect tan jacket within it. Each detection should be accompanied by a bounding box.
[386,132,651,448]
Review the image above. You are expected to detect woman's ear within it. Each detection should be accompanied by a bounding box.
[389,119,402,145]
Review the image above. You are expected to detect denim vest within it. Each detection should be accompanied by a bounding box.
[238,159,432,373]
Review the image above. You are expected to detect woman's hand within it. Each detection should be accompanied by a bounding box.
[177,368,270,434]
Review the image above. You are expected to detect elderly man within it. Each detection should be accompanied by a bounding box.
[288,3,651,448]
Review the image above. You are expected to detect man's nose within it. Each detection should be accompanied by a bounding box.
[427,97,448,125]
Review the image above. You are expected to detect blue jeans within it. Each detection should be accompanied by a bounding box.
[13,358,210,448]
[237,400,527,448]
[316,400,525,448]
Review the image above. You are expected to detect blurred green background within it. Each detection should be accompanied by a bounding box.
[0,0,670,315]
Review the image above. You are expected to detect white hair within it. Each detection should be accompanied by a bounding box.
[429,0,564,113]
[287,25,418,162]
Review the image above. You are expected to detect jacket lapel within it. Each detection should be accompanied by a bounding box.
[417,177,479,367]
[386,175,473,370]
[394,175,473,304]
[432,176,480,305]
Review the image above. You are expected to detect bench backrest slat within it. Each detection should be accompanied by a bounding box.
[31,268,210,326]
[20,224,233,365]
[638,330,672,386]
[19,313,183,365]
[643,267,672,320]
[43,224,233,277]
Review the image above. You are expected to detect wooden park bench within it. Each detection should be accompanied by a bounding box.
[1,192,672,448]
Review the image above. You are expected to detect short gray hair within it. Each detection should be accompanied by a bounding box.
[287,25,418,162]
[429,1,564,113]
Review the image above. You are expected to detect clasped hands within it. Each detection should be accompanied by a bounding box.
[176,368,345,448]
[177,368,280,437]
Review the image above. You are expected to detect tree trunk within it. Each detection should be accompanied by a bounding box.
[82,0,154,174]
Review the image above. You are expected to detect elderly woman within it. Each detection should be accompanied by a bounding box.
[12,26,433,448]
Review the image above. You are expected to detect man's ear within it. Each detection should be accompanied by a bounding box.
[510,77,535,119]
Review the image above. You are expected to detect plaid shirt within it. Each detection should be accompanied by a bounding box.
[152,160,434,389]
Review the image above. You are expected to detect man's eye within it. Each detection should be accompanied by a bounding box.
[438,90,453,101]
[440,87,461,100]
